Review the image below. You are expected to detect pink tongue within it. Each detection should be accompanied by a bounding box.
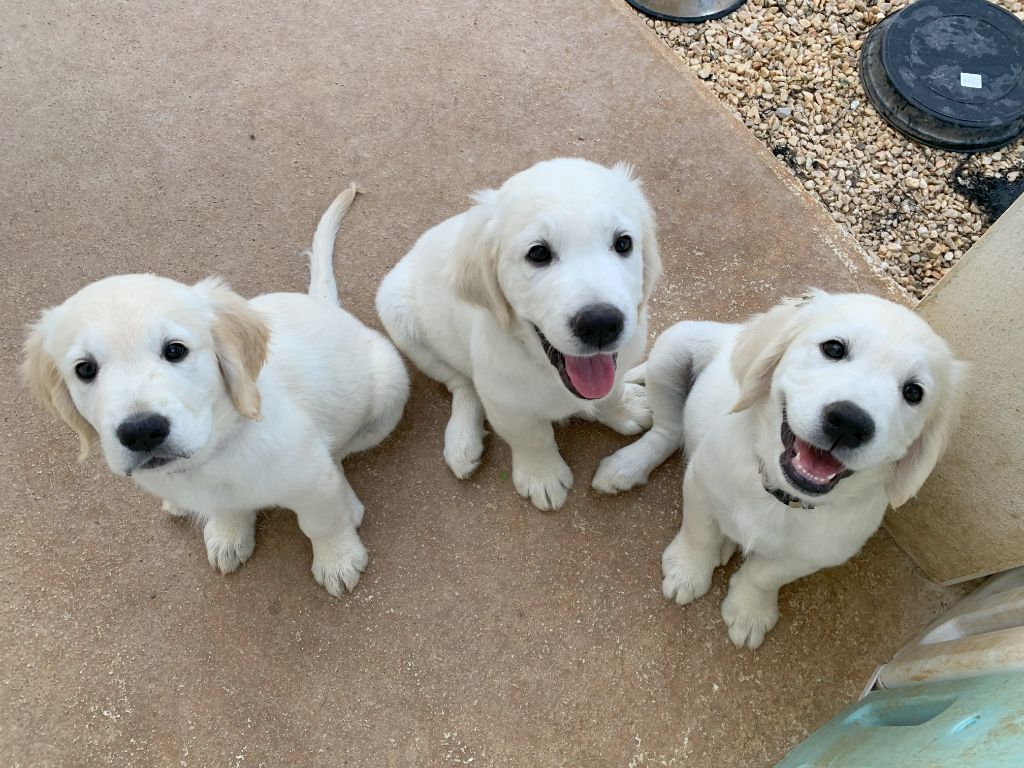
[563,354,616,399]
[793,438,845,478]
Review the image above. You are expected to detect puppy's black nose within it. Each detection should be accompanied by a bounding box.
[572,304,624,349]
[117,413,171,453]
[822,401,875,449]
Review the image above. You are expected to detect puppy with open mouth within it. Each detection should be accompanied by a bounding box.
[22,187,409,596]
[376,158,662,510]
[593,291,967,648]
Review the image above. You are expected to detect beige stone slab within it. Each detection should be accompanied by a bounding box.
[887,195,1024,585]
[0,1,954,766]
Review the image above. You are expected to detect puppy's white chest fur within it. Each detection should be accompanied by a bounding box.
[708,474,883,563]
[133,378,312,514]
[471,318,648,423]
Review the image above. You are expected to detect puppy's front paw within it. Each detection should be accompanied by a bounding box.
[513,456,574,511]
[598,383,652,436]
[203,516,256,574]
[592,447,650,495]
[721,582,779,650]
[312,535,369,596]
[624,363,646,385]
[444,431,484,480]
[444,399,486,479]
[661,549,715,606]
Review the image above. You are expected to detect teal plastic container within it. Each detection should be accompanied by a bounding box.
[775,672,1024,767]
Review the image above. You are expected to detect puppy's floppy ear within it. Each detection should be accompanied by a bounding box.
[887,358,969,508]
[194,278,270,420]
[451,189,515,330]
[730,295,813,412]
[21,315,98,460]
[614,163,663,309]
[641,221,663,309]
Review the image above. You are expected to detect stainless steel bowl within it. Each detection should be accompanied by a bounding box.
[625,0,746,23]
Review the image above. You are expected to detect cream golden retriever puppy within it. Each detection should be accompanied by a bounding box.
[594,291,966,648]
[376,158,661,511]
[22,187,409,596]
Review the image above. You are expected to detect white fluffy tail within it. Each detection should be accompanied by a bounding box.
[307,183,359,305]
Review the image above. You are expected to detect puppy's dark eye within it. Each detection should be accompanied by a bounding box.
[820,339,846,360]
[163,342,189,362]
[526,243,553,266]
[613,234,633,255]
[903,382,924,405]
[75,360,98,382]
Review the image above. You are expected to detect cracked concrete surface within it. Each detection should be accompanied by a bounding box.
[1,1,958,765]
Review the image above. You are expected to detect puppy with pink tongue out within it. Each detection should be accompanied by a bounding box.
[376,158,662,510]
[594,291,966,648]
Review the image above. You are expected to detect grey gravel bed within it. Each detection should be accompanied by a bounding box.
[643,0,1024,300]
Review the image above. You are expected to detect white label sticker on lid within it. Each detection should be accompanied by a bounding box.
[960,72,983,89]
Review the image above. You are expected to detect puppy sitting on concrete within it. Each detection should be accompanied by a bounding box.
[594,291,966,647]
[22,187,409,595]
[376,158,662,511]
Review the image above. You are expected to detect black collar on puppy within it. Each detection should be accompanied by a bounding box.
[759,463,816,510]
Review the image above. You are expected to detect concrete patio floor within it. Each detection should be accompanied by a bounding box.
[1,1,961,765]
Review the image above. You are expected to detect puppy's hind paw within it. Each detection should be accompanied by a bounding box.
[203,516,256,575]
[721,584,779,650]
[312,536,369,596]
[597,383,652,436]
[719,539,738,567]
[162,500,191,518]
[350,497,366,528]
[513,456,574,512]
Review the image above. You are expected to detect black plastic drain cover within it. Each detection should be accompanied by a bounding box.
[860,0,1024,152]
[626,0,746,24]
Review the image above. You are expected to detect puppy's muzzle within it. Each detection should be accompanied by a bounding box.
[117,412,171,453]
[572,304,624,350]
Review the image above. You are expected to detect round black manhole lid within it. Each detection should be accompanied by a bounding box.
[861,0,1024,152]
[625,0,746,24]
